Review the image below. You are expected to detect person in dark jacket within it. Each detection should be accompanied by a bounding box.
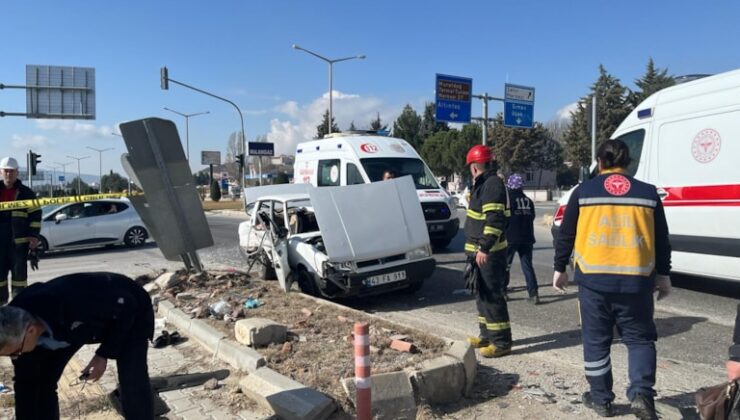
[0,272,154,419]
[463,145,512,358]
[552,140,671,419]
[729,304,740,381]
[503,173,539,304]
[0,156,41,303]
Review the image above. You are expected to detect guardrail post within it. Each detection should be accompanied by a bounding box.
[354,322,371,420]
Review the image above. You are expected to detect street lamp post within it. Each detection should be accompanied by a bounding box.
[292,44,366,135]
[163,108,209,161]
[66,155,90,195]
[53,161,71,194]
[87,146,114,193]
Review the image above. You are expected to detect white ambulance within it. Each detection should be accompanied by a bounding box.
[293,132,459,248]
[553,69,740,281]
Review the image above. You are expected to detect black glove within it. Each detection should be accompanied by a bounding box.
[28,248,39,271]
[463,257,480,294]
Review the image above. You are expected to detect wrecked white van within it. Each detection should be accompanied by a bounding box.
[238,177,436,298]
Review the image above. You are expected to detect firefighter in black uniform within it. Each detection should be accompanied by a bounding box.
[553,139,671,419]
[0,157,41,303]
[0,272,155,419]
[463,145,512,358]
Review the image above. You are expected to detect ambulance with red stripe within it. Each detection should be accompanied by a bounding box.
[552,69,740,281]
[293,131,459,249]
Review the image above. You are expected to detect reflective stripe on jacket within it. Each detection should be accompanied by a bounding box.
[0,180,41,243]
[554,169,671,293]
[464,170,510,255]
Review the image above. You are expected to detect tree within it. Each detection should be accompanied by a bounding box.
[628,58,675,107]
[420,130,458,179]
[420,102,449,139]
[563,65,630,167]
[210,179,222,202]
[193,170,209,185]
[100,170,129,193]
[348,121,357,131]
[67,177,91,196]
[315,110,340,139]
[369,112,388,131]
[392,104,423,150]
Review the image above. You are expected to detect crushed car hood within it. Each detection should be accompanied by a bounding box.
[308,176,431,263]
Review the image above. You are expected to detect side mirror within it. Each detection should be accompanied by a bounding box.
[55,213,68,224]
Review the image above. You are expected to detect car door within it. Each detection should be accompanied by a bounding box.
[46,202,97,248]
[93,201,129,243]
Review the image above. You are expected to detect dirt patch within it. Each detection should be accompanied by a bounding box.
[202,200,244,211]
[151,270,447,414]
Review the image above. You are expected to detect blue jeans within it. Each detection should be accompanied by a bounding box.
[578,285,657,404]
[504,243,539,297]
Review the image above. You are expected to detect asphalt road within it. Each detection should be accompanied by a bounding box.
[30,208,739,395]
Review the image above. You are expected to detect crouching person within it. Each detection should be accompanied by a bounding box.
[0,272,154,419]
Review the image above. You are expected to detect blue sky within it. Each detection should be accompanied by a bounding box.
[1,0,739,179]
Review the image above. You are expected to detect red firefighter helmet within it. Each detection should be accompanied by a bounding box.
[466,145,493,165]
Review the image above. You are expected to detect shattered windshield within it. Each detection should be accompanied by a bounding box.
[360,158,439,190]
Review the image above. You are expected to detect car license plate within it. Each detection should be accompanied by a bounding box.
[365,270,407,287]
[429,224,444,232]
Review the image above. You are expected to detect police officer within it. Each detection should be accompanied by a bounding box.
[464,145,512,358]
[0,157,41,303]
[0,272,155,419]
[503,173,539,304]
[553,139,671,419]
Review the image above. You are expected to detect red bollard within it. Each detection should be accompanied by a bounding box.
[354,322,371,420]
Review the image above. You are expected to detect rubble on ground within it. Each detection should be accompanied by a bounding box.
[138,269,447,415]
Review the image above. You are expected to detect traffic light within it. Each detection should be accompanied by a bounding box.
[29,150,41,176]
[236,153,245,168]
[160,66,169,90]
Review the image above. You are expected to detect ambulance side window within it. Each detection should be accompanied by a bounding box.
[318,159,341,186]
[346,163,366,185]
[613,129,645,177]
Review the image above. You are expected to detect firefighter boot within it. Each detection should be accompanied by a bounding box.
[466,337,490,349]
[479,344,511,358]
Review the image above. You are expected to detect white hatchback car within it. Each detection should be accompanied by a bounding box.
[38,198,149,255]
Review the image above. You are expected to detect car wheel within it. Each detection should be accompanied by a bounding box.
[124,226,148,247]
[297,268,319,297]
[36,236,48,257]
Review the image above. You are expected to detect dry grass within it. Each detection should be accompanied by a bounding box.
[201,200,244,211]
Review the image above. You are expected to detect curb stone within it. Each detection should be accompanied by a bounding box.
[157,301,265,373]
[239,368,335,420]
[158,299,334,419]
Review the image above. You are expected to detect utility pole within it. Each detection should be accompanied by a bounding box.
[66,155,90,195]
[471,93,504,146]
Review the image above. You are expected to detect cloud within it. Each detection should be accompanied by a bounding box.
[11,134,51,149]
[266,90,398,155]
[35,120,112,137]
[555,102,578,121]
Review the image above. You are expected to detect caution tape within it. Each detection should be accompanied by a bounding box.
[0,192,143,212]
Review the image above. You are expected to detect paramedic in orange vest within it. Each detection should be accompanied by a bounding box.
[553,139,671,419]
[464,145,512,358]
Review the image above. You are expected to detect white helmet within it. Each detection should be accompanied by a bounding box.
[0,157,18,170]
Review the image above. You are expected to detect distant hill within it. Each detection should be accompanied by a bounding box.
[18,167,103,185]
